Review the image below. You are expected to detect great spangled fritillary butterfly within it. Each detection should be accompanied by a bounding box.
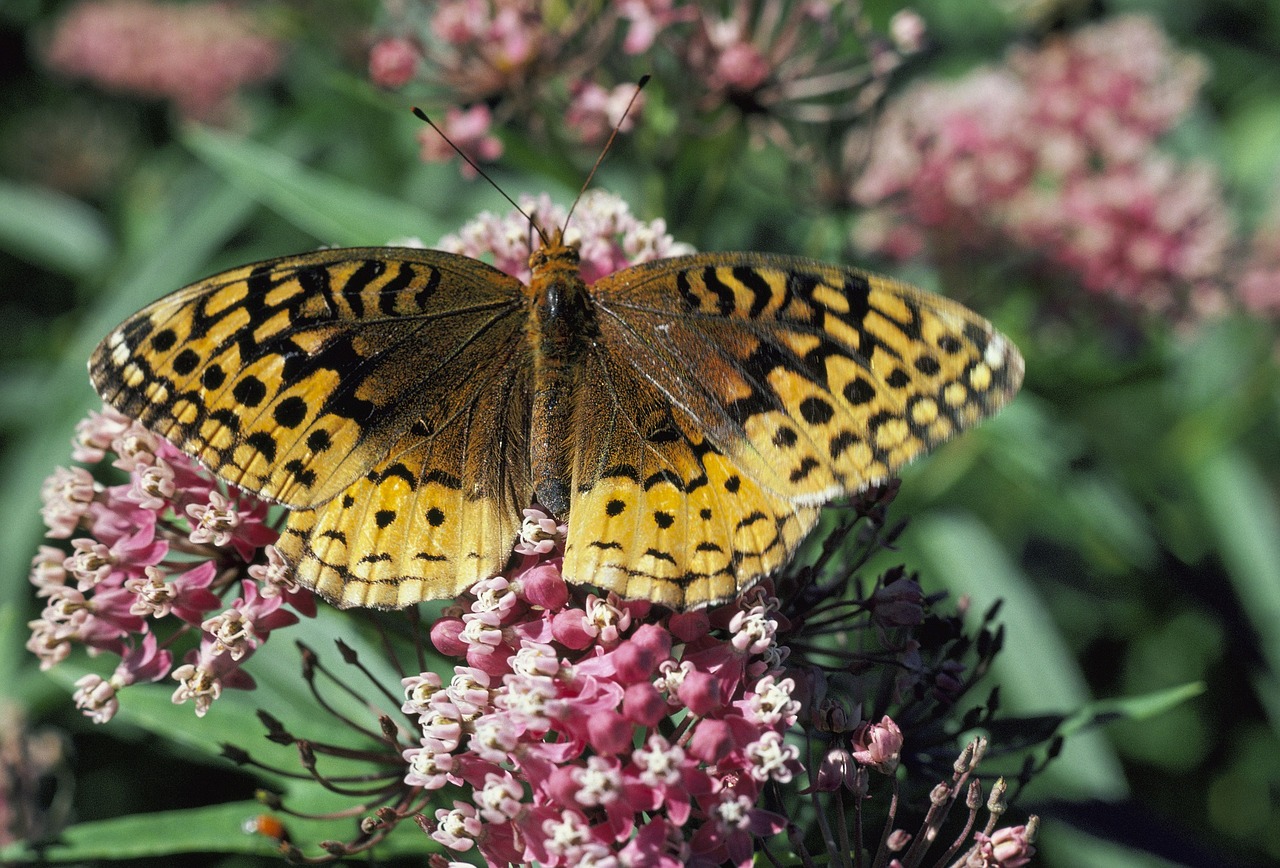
[89,211,1023,611]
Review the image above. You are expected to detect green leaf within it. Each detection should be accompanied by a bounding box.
[0,798,434,862]
[1188,449,1280,725]
[1223,96,1280,201]
[0,163,261,679]
[182,125,445,246]
[0,180,112,276]
[1037,820,1191,868]
[0,798,435,865]
[1,802,275,862]
[909,512,1128,800]
[1059,682,1206,736]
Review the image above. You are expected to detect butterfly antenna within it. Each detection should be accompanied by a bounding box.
[563,75,650,233]
[411,107,549,247]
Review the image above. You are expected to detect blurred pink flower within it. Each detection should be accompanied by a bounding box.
[1237,218,1280,319]
[619,0,692,54]
[889,9,927,55]
[1014,157,1233,318]
[566,80,645,145]
[679,1,895,126]
[852,69,1037,239]
[0,704,72,847]
[368,36,419,89]
[379,0,589,109]
[1010,14,1206,168]
[366,0,904,176]
[417,104,503,178]
[44,0,282,122]
[852,14,1231,323]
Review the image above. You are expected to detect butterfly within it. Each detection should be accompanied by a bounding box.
[89,221,1023,611]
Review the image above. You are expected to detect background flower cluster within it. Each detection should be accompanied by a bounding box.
[1,1,1278,866]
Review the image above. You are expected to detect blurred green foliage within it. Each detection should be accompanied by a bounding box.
[1,1,1278,866]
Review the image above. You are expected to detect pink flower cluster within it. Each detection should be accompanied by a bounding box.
[416,104,505,179]
[28,409,311,722]
[368,0,581,102]
[853,14,1233,322]
[1238,214,1280,320]
[436,190,694,284]
[44,0,283,122]
[401,539,799,867]
[368,0,916,167]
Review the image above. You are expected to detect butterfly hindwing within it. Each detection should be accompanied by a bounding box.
[279,363,533,608]
[560,339,821,609]
[564,253,1022,608]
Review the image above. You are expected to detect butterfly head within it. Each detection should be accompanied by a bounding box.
[529,227,581,274]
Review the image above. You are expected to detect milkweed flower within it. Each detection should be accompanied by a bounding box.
[231,505,1038,864]
[27,408,311,721]
[1236,211,1280,324]
[566,80,646,145]
[671,0,918,132]
[366,0,909,178]
[368,36,419,89]
[436,190,695,284]
[367,0,626,119]
[402,551,797,866]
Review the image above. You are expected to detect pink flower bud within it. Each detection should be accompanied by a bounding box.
[851,715,903,774]
[613,624,672,682]
[676,669,721,716]
[550,609,595,649]
[518,563,568,610]
[622,681,666,727]
[586,709,632,755]
[689,719,734,763]
[814,747,857,792]
[430,617,467,656]
[668,610,710,642]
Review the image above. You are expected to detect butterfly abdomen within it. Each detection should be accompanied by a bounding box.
[528,242,598,518]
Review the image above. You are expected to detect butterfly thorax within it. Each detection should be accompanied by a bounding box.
[528,236,598,518]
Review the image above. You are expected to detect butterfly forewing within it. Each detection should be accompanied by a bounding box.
[90,247,537,607]
[591,254,1023,499]
[558,254,1023,608]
